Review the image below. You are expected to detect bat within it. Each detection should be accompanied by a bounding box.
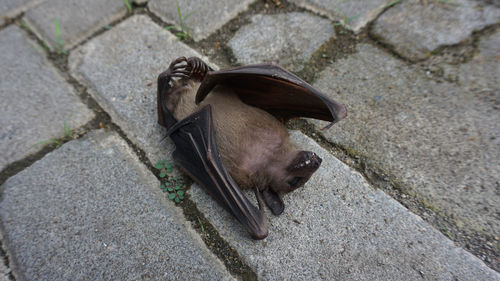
[157,57,347,239]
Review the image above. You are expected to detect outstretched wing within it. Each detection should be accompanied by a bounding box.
[165,106,268,239]
[157,59,268,239]
[195,63,347,128]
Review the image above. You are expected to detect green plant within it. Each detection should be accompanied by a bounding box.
[30,118,73,149]
[53,18,65,55]
[31,139,62,149]
[334,8,359,26]
[197,217,205,232]
[164,2,196,39]
[122,0,132,13]
[63,120,72,138]
[155,160,185,203]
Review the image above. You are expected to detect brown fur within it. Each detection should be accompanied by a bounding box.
[167,79,301,192]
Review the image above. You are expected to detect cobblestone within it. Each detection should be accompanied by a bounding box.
[371,0,500,61]
[228,12,334,72]
[190,131,500,280]
[0,25,94,171]
[0,130,233,280]
[69,15,206,166]
[148,0,255,41]
[311,43,500,238]
[24,0,126,50]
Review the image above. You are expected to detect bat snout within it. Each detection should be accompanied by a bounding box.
[292,151,322,172]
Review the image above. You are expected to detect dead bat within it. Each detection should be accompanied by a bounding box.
[157,57,346,239]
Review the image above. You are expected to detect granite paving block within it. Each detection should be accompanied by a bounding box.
[290,0,392,33]
[453,29,500,91]
[190,131,499,280]
[0,233,10,281]
[148,0,255,41]
[228,12,334,72]
[0,0,40,25]
[0,25,94,171]
[0,130,233,281]
[371,0,500,61]
[69,15,208,166]
[24,0,127,50]
[311,44,500,239]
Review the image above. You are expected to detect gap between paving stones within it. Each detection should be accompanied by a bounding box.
[2,13,258,280]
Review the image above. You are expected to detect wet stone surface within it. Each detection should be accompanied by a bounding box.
[190,131,500,280]
[290,0,392,33]
[371,0,500,61]
[69,15,207,166]
[0,25,94,172]
[311,43,500,240]
[24,0,126,50]
[0,130,233,281]
[228,12,334,72]
[148,0,256,41]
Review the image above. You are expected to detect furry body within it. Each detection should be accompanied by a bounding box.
[166,79,300,192]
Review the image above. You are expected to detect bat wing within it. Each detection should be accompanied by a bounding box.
[166,106,268,239]
[157,59,268,239]
[195,63,347,128]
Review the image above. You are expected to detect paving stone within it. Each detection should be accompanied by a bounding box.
[0,130,233,281]
[311,44,500,239]
[228,12,334,72]
[0,25,94,172]
[453,29,500,91]
[290,0,392,33]
[0,0,39,25]
[23,0,127,50]
[190,131,499,280]
[69,15,208,167]
[371,0,500,61]
[148,0,255,41]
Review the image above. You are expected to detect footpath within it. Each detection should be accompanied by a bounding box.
[0,0,499,280]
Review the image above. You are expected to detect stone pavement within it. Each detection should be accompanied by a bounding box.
[0,0,499,280]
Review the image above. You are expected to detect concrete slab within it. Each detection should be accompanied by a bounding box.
[23,0,127,50]
[148,0,255,41]
[190,131,499,280]
[311,44,500,239]
[290,0,392,33]
[0,25,94,171]
[0,130,233,281]
[371,0,500,61]
[0,0,40,25]
[228,12,334,72]
[69,15,208,166]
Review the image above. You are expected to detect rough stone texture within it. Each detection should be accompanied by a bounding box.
[311,44,499,239]
[290,0,392,33]
[148,0,255,41]
[0,233,10,281]
[228,12,334,72]
[453,30,500,91]
[0,25,94,171]
[24,0,127,50]
[371,0,500,61]
[190,131,499,280]
[69,15,208,166]
[0,130,233,281]
[0,0,40,25]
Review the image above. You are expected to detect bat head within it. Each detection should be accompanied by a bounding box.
[268,150,322,193]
